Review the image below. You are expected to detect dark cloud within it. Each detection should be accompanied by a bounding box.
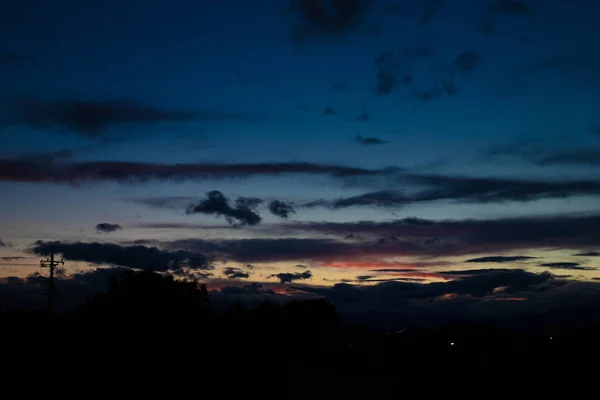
[478,21,493,35]
[370,269,426,273]
[354,135,387,145]
[537,149,600,167]
[419,0,443,25]
[453,51,483,72]
[7,98,257,138]
[381,4,406,16]
[374,51,399,96]
[441,269,508,276]
[95,223,123,234]
[221,283,275,296]
[1,256,29,261]
[296,264,309,268]
[356,275,374,280]
[357,110,370,121]
[572,251,600,257]
[289,0,373,42]
[134,222,219,230]
[268,200,296,219]
[223,267,251,280]
[539,262,596,271]
[308,173,600,209]
[489,1,535,15]
[125,196,196,210]
[270,270,313,284]
[324,107,336,115]
[28,241,212,272]
[186,191,261,226]
[332,83,347,91]
[0,159,395,185]
[490,137,600,167]
[465,256,537,263]
[506,51,600,85]
[0,51,34,66]
[273,214,600,258]
[235,197,264,210]
[0,239,6,247]
[298,269,560,304]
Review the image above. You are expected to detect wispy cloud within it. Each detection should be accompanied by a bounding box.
[539,262,596,271]
[0,51,35,66]
[95,223,123,234]
[0,159,394,185]
[489,1,535,15]
[305,173,600,209]
[465,256,537,263]
[354,135,388,145]
[7,98,257,138]
[289,0,373,43]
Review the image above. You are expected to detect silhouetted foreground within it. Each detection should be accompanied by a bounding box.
[1,270,598,396]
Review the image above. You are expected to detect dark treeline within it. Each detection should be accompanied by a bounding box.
[1,270,598,395]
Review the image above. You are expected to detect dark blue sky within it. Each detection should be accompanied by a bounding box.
[2,0,600,302]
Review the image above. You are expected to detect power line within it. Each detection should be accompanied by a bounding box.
[40,247,64,314]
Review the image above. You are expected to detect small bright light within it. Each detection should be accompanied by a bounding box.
[450,342,455,346]
[549,337,553,340]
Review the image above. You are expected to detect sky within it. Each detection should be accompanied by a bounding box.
[2,0,600,319]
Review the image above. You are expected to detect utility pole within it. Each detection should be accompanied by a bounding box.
[40,247,64,314]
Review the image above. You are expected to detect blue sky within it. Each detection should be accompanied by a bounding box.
[2,0,600,296]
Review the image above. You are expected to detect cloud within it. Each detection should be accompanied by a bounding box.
[289,0,373,42]
[95,223,123,234]
[374,51,399,96]
[0,239,6,247]
[453,51,483,72]
[7,98,256,138]
[270,271,313,284]
[323,107,336,115]
[465,256,537,263]
[505,51,600,85]
[441,269,508,276]
[308,173,600,209]
[186,191,261,226]
[297,269,560,304]
[220,283,275,295]
[235,197,264,210]
[296,264,309,268]
[419,0,443,25]
[0,159,393,185]
[223,267,251,279]
[572,251,600,257]
[28,241,212,272]
[356,275,374,280]
[125,196,197,210]
[539,262,596,271]
[268,200,296,219]
[536,150,600,166]
[489,138,600,167]
[354,135,387,145]
[272,214,600,258]
[489,1,535,15]
[1,256,30,261]
[0,51,34,66]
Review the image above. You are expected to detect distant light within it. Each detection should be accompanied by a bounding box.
[450,342,455,346]
[550,337,553,340]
